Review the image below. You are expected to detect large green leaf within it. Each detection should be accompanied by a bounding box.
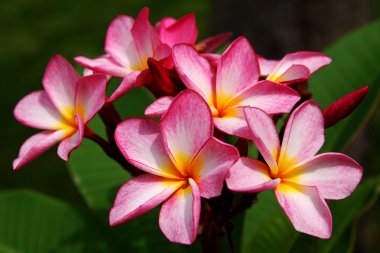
[309,20,380,152]
[0,190,107,253]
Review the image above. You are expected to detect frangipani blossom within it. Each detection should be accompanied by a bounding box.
[75,7,171,101]
[155,14,231,53]
[13,55,107,170]
[226,101,363,238]
[258,52,332,84]
[111,90,239,244]
[146,37,301,139]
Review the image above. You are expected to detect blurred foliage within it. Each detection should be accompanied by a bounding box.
[1,0,380,253]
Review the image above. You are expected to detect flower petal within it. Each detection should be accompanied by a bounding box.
[75,74,107,123]
[226,157,280,193]
[284,153,363,200]
[13,130,67,170]
[190,137,239,198]
[42,55,80,117]
[196,32,232,53]
[145,96,174,117]
[267,64,310,84]
[105,15,140,68]
[57,115,84,161]
[109,174,185,226]
[216,37,260,105]
[232,80,300,114]
[74,55,130,78]
[275,183,332,239]
[244,107,280,175]
[108,71,140,102]
[115,118,182,179]
[279,100,324,168]
[258,55,279,76]
[161,90,213,175]
[159,178,200,245]
[157,13,198,47]
[267,52,331,80]
[132,7,162,64]
[172,44,214,104]
[213,107,252,139]
[14,91,63,130]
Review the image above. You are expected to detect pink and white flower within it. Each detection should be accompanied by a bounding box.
[75,7,171,101]
[258,52,332,84]
[226,101,363,238]
[146,37,301,139]
[13,55,107,170]
[111,90,239,244]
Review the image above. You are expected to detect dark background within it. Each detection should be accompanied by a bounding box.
[1,0,379,252]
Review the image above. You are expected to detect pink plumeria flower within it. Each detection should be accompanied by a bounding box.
[155,13,198,48]
[258,52,332,84]
[111,90,239,244]
[13,55,107,170]
[75,7,171,101]
[226,101,363,238]
[155,13,231,53]
[145,37,301,139]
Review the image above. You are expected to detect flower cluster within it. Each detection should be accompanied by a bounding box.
[14,7,366,246]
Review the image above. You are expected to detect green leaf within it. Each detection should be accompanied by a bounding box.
[0,190,106,253]
[309,20,380,152]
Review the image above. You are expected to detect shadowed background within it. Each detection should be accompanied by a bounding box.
[1,0,379,252]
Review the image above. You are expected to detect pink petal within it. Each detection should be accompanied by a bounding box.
[156,17,176,31]
[153,43,171,60]
[115,118,182,179]
[172,44,214,104]
[275,183,332,239]
[105,15,140,68]
[216,37,260,105]
[232,80,301,114]
[159,178,200,245]
[108,71,140,102]
[14,91,63,130]
[268,52,332,80]
[42,55,80,116]
[226,157,280,192]
[190,137,239,198]
[279,101,324,167]
[109,174,185,226]
[244,107,280,175]
[145,96,174,117]
[284,153,363,200]
[213,107,252,139]
[161,90,213,175]
[196,32,232,53]
[157,13,198,47]
[13,130,67,170]
[75,74,107,123]
[132,7,162,64]
[258,55,279,76]
[57,115,84,161]
[74,55,130,78]
[267,64,310,84]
